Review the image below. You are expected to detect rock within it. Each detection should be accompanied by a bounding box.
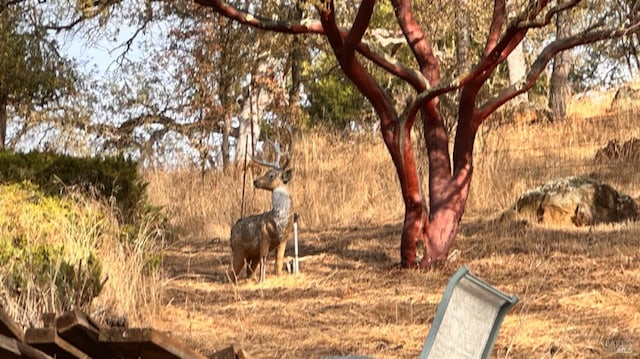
[610,85,640,110]
[489,100,554,127]
[594,138,640,163]
[512,176,639,226]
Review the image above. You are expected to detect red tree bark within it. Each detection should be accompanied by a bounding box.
[194,0,640,268]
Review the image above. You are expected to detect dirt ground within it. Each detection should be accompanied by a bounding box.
[155,215,640,359]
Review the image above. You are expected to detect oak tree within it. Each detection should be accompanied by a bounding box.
[0,3,78,149]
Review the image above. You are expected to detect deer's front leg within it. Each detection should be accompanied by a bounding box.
[275,240,287,276]
[259,226,271,283]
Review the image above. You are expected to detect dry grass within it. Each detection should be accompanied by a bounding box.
[145,131,405,237]
[146,93,640,358]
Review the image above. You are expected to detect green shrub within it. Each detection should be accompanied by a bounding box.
[0,183,106,312]
[0,174,165,327]
[0,151,148,224]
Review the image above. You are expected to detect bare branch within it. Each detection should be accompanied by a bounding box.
[355,38,427,90]
[473,0,580,88]
[110,16,151,67]
[194,0,324,34]
[518,0,582,29]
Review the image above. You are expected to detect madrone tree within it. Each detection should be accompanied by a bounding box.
[195,0,638,268]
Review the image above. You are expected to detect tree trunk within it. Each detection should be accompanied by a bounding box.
[548,11,572,119]
[0,94,7,150]
[455,0,472,75]
[236,85,260,163]
[221,111,231,170]
[506,42,528,104]
[218,83,232,170]
[506,3,529,105]
[288,2,303,106]
[385,97,476,268]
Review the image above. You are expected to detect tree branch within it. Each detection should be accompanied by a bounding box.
[484,0,506,56]
[518,0,581,29]
[195,0,425,90]
[194,0,324,34]
[478,23,640,120]
[403,0,584,126]
[392,0,440,85]
[343,0,374,55]
[358,41,427,89]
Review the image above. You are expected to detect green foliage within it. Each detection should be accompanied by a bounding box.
[0,5,78,112]
[0,182,106,311]
[304,52,373,130]
[0,178,166,320]
[0,151,149,224]
[16,244,103,309]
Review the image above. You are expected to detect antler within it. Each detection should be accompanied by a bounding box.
[252,124,294,170]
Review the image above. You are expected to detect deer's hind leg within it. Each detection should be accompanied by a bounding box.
[231,251,246,282]
[246,255,260,278]
[258,248,270,283]
[256,226,273,283]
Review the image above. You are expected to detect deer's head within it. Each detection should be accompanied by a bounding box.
[252,125,294,192]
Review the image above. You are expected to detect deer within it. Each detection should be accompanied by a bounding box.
[230,126,294,283]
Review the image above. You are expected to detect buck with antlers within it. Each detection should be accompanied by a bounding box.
[230,126,294,283]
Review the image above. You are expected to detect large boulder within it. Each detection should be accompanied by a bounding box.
[512,176,639,226]
[610,85,640,111]
[594,138,640,164]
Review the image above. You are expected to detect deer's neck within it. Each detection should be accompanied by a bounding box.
[271,186,292,234]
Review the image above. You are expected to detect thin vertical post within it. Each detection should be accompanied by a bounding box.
[293,213,300,273]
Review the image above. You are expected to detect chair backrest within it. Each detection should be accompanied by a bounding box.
[419,266,519,359]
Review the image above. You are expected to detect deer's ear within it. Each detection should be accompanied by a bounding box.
[281,169,294,184]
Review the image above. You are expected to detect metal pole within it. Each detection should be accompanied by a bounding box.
[293,213,300,274]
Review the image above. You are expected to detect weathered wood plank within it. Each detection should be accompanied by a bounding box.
[0,334,53,359]
[210,346,236,359]
[56,310,116,358]
[0,307,25,341]
[25,328,90,359]
[211,345,254,359]
[41,313,56,329]
[99,328,208,359]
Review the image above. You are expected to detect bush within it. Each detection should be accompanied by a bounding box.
[0,151,148,224]
[0,181,165,327]
[0,182,106,314]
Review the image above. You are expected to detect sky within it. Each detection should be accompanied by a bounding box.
[62,25,146,77]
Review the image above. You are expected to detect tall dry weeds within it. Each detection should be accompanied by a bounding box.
[470,96,640,213]
[147,98,640,243]
[145,131,406,242]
